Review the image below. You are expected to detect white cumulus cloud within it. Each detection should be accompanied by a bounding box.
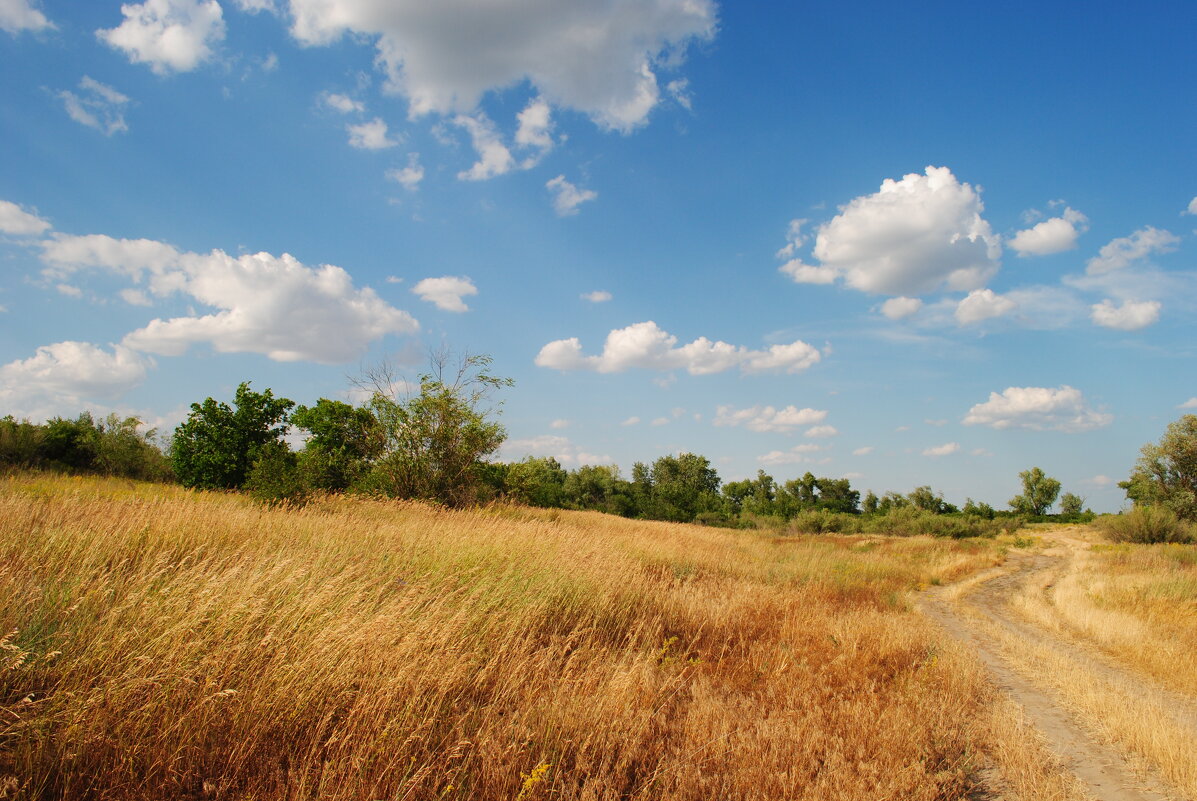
[783,166,1000,296]
[454,113,515,180]
[60,76,131,136]
[322,91,364,114]
[713,404,827,433]
[955,288,1017,325]
[581,290,612,303]
[0,341,152,418]
[1090,298,1160,330]
[514,97,554,165]
[347,118,398,150]
[286,0,716,132]
[963,385,1112,432]
[0,199,51,236]
[411,275,477,312]
[1188,197,1197,216]
[0,0,53,33]
[40,233,418,363]
[852,446,874,456]
[1009,207,1088,256]
[535,321,821,376]
[500,434,610,466]
[1178,398,1197,409]
[757,443,823,466]
[804,425,838,439]
[880,296,922,320]
[546,175,598,217]
[386,153,424,190]
[1086,227,1180,275]
[98,0,225,75]
[922,442,959,457]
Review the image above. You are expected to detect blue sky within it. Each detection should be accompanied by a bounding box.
[2,0,1195,511]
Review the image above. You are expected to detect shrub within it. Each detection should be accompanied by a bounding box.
[1098,507,1196,544]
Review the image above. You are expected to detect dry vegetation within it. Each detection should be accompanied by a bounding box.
[0,473,1029,801]
[942,525,1197,799]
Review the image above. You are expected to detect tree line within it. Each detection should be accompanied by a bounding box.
[6,351,1196,537]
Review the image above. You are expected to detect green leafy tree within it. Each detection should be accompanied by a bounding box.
[962,497,996,519]
[41,413,99,471]
[1059,492,1085,517]
[815,477,861,514]
[1009,467,1061,516]
[862,490,879,515]
[1120,415,1197,520]
[171,382,294,490]
[505,456,568,507]
[93,413,172,481]
[291,399,381,491]
[363,352,512,507]
[907,485,943,513]
[563,464,633,516]
[645,452,721,522]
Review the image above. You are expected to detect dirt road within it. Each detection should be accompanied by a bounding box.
[922,529,1197,801]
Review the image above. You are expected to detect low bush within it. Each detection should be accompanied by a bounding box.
[1098,506,1196,544]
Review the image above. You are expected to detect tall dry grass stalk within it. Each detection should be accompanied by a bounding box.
[2,474,1007,800]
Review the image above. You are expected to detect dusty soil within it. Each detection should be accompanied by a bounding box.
[922,529,1195,801]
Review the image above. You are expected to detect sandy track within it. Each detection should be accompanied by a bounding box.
[922,531,1194,801]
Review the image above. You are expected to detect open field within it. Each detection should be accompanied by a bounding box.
[4,476,1197,800]
[1,473,1028,800]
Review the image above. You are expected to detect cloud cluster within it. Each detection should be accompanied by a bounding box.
[546,175,598,217]
[411,276,477,312]
[0,341,152,402]
[1085,226,1179,275]
[500,434,610,466]
[42,233,418,363]
[713,404,827,433]
[1008,207,1088,256]
[1090,298,1161,330]
[0,199,51,236]
[955,288,1016,325]
[757,443,823,466]
[781,166,1001,296]
[287,0,716,132]
[0,0,53,33]
[963,385,1112,432]
[59,76,131,136]
[535,321,821,376]
[923,442,959,457]
[98,0,226,74]
[346,118,399,150]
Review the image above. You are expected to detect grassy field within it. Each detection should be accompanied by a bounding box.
[1,474,1048,799]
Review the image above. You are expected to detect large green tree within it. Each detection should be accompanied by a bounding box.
[171,382,294,490]
[363,352,512,507]
[1121,414,1197,519]
[1009,467,1061,516]
[291,399,381,491]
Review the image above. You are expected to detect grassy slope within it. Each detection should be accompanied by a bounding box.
[2,473,1013,800]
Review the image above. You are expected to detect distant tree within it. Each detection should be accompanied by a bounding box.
[171,382,294,490]
[563,464,634,516]
[1059,492,1085,517]
[506,456,568,507]
[815,477,861,514]
[362,351,512,507]
[646,452,721,522]
[291,399,381,491]
[1009,467,1062,516]
[908,485,947,514]
[862,490,879,515]
[962,497,996,519]
[93,413,172,481]
[876,491,909,513]
[41,413,99,472]
[1120,414,1197,520]
[0,416,42,469]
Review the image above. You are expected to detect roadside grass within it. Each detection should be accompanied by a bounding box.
[0,473,1027,800]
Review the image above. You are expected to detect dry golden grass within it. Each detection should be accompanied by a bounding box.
[1,473,1012,800]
